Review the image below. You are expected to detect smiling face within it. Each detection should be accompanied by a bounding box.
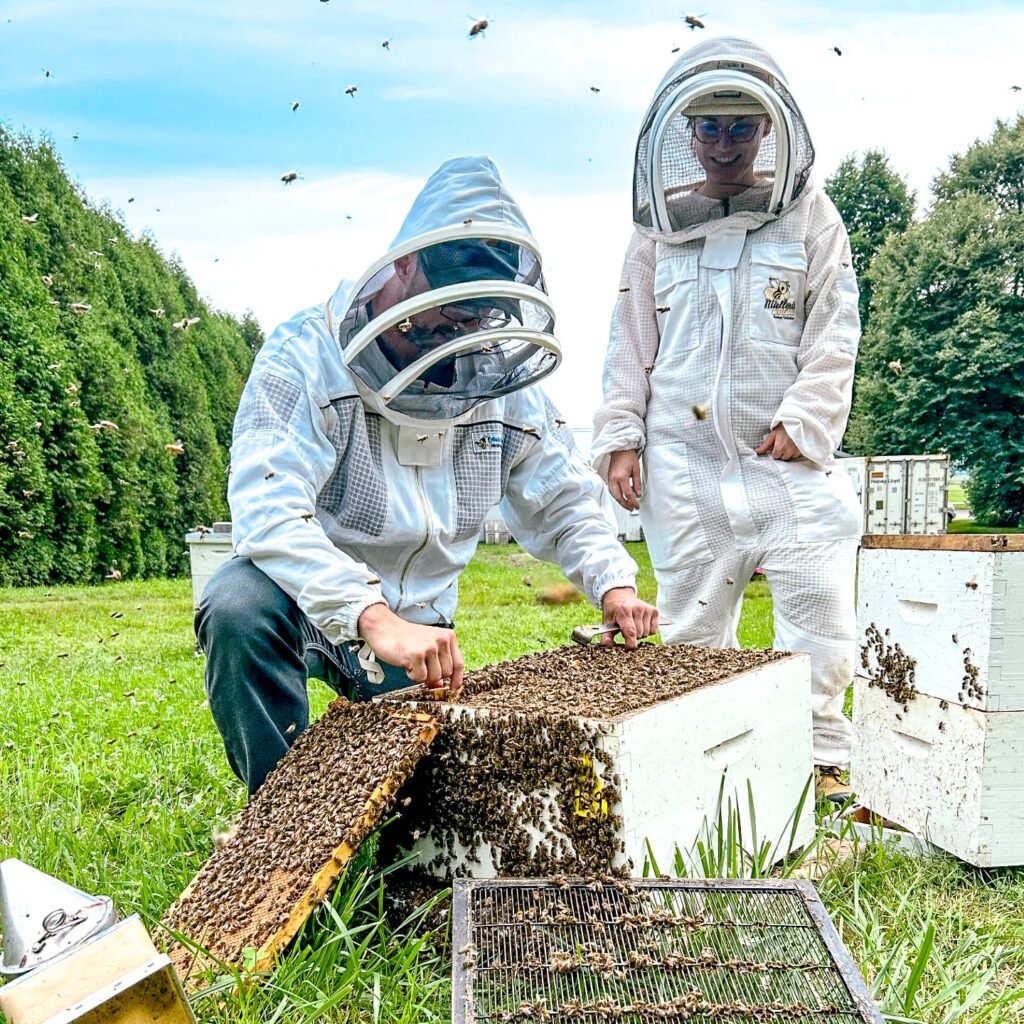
[692,115,772,198]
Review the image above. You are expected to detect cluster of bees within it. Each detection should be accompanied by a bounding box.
[427,643,787,719]
[160,701,432,970]
[960,648,985,704]
[388,695,627,877]
[487,993,837,1021]
[860,622,918,709]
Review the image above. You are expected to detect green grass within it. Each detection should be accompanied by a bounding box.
[948,521,1024,534]
[2,548,1023,1022]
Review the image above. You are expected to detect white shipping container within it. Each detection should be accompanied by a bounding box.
[852,535,1024,867]
[863,454,949,536]
[404,654,815,878]
[185,522,234,608]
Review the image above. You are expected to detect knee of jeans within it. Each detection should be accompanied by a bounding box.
[196,557,289,642]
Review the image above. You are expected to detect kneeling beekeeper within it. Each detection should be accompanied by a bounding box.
[198,155,659,795]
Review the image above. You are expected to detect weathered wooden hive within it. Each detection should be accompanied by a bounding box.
[852,534,1024,866]
[385,643,815,878]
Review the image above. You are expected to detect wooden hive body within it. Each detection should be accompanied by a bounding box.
[392,648,814,878]
[853,535,1024,867]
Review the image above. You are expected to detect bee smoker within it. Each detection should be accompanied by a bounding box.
[0,859,195,1024]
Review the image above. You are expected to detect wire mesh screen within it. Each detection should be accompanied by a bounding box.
[452,878,883,1023]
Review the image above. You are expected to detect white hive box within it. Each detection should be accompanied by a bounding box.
[852,535,1024,866]
[184,521,234,608]
[401,652,814,878]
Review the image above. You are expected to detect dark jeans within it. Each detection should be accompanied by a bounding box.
[194,557,424,795]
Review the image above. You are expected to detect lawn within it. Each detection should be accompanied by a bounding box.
[1,545,1022,1022]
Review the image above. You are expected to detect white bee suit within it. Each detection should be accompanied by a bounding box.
[229,155,638,644]
[592,39,862,767]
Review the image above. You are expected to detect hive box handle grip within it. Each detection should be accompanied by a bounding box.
[893,730,933,757]
[897,598,939,625]
[703,727,754,770]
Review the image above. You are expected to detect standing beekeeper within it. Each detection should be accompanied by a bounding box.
[592,38,862,804]
[198,155,659,795]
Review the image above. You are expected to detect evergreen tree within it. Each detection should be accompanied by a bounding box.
[0,129,261,582]
[846,117,1024,524]
[825,150,916,328]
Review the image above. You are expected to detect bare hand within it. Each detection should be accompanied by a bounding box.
[357,604,464,691]
[598,587,660,650]
[755,424,802,461]
[607,450,642,510]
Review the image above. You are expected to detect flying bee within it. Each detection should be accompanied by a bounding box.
[344,84,358,97]
[468,16,489,38]
[281,170,299,185]
[683,13,706,30]
[398,318,413,333]
[656,305,670,313]
[619,286,630,293]
[692,403,708,420]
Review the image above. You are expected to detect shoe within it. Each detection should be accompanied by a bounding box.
[814,765,853,806]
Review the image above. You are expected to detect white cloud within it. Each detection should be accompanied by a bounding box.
[85,166,628,429]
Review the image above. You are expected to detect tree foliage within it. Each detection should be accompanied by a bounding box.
[846,117,1024,525]
[0,129,260,583]
[825,149,916,327]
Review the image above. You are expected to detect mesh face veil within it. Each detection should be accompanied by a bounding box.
[339,233,559,426]
[633,38,815,237]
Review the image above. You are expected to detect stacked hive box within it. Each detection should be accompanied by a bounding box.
[386,644,815,878]
[852,535,1024,866]
[184,522,233,608]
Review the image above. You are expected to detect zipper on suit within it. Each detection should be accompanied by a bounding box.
[397,465,432,611]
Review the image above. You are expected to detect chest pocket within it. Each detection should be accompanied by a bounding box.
[654,251,699,361]
[750,242,806,347]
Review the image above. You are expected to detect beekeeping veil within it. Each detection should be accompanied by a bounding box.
[634,38,814,239]
[336,156,560,427]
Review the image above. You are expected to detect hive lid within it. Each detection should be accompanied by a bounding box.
[0,859,117,976]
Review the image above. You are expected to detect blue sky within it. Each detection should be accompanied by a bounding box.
[4,0,1024,428]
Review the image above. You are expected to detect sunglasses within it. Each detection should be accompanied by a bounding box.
[692,117,765,144]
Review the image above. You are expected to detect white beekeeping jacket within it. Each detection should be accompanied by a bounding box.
[229,156,637,641]
[593,38,863,565]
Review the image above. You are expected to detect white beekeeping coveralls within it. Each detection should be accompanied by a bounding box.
[229,155,637,645]
[593,38,862,767]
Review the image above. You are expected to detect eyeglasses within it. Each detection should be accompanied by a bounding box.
[439,303,512,331]
[692,117,765,144]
